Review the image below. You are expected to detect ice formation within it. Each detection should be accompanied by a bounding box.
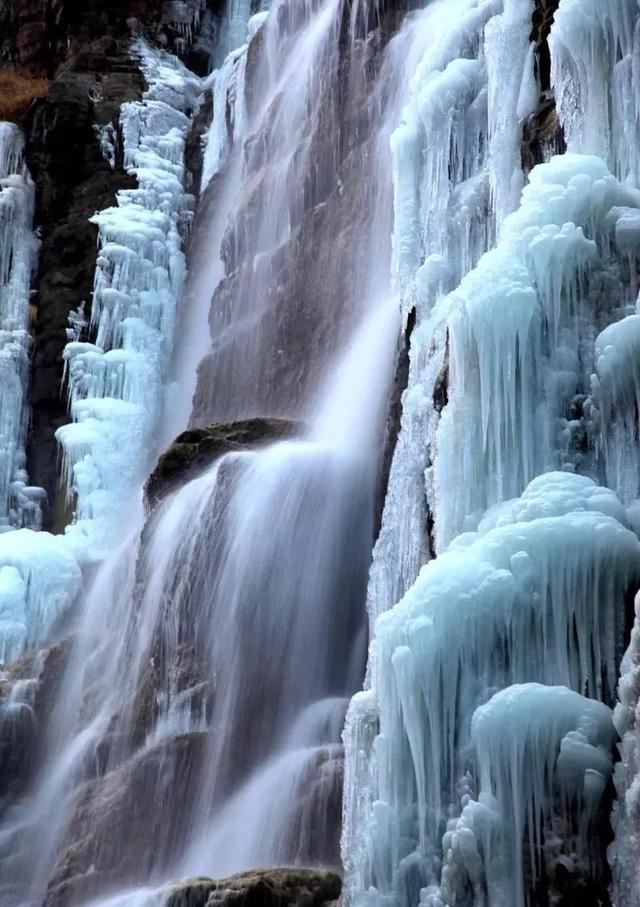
[611,592,640,907]
[344,474,639,905]
[0,123,42,532]
[447,684,615,907]
[0,42,202,662]
[433,155,640,547]
[549,0,640,181]
[0,529,81,663]
[57,41,200,557]
[345,0,640,904]
[369,0,537,635]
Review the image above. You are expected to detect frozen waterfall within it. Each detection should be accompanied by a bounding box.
[3,0,640,906]
[344,1,640,906]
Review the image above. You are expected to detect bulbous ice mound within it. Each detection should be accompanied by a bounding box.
[343,472,640,907]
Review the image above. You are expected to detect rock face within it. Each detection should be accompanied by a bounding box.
[166,868,342,907]
[0,638,71,812]
[46,732,207,907]
[522,0,565,173]
[146,418,302,508]
[190,1,420,428]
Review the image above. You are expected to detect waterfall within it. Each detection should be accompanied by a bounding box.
[0,1,417,904]
[3,1,640,906]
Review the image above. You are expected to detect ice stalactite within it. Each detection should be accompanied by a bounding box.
[57,42,200,558]
[346,0,640,904]
[611,592,640,907]
[0,125,73,664]
[344,473,640,907]
[439,684,615,907]
[435,154,640,549]
[549,0,640,183]
[367,0,537,639]
[0,123,42,533]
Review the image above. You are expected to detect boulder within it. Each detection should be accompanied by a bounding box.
[166,868,342,907]
[145,418,302,508]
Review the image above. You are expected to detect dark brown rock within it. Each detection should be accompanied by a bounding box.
[521,0,565,173]
[166,867,342,907]
[145,418,302,509]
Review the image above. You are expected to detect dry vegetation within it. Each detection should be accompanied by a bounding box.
[0,68,50,123]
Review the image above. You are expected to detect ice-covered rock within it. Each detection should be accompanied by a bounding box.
[0,122,43,532]
[344,473,639,907]
[57,41,201,558]
[0,530,81,664]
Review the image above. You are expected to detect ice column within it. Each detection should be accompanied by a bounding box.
[0,123,42,532]
[434,154,640,548]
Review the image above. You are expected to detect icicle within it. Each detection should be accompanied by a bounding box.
[446,684,614,907]
[347,473,640,906]
[0,122,42,532]
[55,42,201,558]
[434,154,640,548]
[549,0,640,181]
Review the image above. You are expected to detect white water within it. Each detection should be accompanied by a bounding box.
[0,1,414,904]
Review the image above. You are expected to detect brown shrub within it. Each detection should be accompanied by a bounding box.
[0,68,50,123]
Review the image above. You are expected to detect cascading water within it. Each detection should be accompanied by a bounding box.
[4,1,640,907]
[0,1,425,905]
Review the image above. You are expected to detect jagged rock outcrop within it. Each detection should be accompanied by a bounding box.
[166,868,342,907]
[146,418,302,508]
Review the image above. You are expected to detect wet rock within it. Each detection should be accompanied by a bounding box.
[286,746,344,868]
[432,331,449,415]
[522,0,565,174]
[45,732,207,907]
[521,90,566,174]
[376,308,415,539]
[166,867,342,907]
[185,87,213,196]
[0,637,72,813]
[145,418,302,509]
[531,0,561,91]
